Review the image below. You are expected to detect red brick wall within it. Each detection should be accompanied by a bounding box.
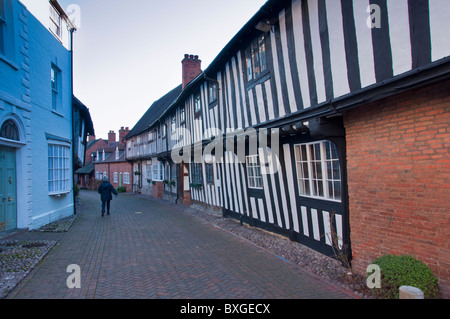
[344,79,450,297]
[152,181,164,199]
[94,162,133,192]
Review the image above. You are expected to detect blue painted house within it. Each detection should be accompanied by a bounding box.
[0,0,83,232]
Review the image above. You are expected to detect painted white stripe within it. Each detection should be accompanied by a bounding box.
[274,152,290,230]
[323,211,332,246]
[353,0,376,88]
[214,163,221,207]
[335,214,343,249]
[270,30,286,117]
[258,198,266,223]
[301,206,309,237]
[291,0,311,109]
[225,63,235,131]
[237,52,249,128]
[247,90,257,126]
[201,83,208,139]
[229,153,240,213]
[311,208,320,241]
[250,197,258,219]
[261,165,275,225]
[387,0,412,75]
[224,153,233,211]
[279,9,298,113]
[429,0,450,61]
[264,80,275,120]
[255,84,266,123]
[218,71,225,131]
[325,0,350,97]
[260,147,282,227]
[239,163,250,218]
[308,0,327,104]
[231,57,242,129]
[283,144,299,233]
[221,162,229,210]
[234,156,244,215]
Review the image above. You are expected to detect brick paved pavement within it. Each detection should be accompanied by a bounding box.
[6,190,354,299]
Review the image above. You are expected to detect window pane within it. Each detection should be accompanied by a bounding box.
[333,161,341,180]
[258,35,266,73]
[246,56,253,81]
[334,181,341,200]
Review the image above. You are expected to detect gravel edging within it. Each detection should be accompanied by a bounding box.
[0,213,78,299]
[0,240,57,299]
[185,204,375,299]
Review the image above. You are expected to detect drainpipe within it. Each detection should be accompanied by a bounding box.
[69,26,77,215]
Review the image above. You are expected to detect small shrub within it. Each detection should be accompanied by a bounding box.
[116,186,126,193]
[74,184,80,197]
[369,254,440,299]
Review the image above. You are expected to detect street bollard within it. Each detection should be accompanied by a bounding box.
[399,286,424,299]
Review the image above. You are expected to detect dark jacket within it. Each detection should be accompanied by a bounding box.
[97,182,118,202]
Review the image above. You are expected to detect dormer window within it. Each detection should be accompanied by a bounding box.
[194,93,201,116]
[180,107,185,124]
[208,82,217,105]
[245,34,267,82]
[49,4,62,39]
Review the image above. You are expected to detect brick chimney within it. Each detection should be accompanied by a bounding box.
[108,130,116,145]
[119,127,130,144]
[182,54,202,89]
[88,134,96,143]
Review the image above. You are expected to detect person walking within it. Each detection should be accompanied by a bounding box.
[97,176,118,217]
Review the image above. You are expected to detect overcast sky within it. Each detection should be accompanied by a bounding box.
[56,0,267,139]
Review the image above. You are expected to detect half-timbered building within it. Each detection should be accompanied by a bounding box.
[126,0,450,296]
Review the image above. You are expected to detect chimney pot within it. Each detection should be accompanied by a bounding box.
[182,54,202,89]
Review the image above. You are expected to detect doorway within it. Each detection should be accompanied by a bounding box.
[0,146,17,232]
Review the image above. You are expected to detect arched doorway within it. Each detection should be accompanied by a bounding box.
[0,119,19,232]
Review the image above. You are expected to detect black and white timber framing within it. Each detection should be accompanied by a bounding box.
[126,0,450,258]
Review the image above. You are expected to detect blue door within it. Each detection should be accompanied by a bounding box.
[0,146,17,232]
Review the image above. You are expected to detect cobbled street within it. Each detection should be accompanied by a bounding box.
[6,191,353,299]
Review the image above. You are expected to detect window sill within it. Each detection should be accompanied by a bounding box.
[245,72,270,91]
[0,54,19,70]
[52,110,65,118]
[49,191,70,197]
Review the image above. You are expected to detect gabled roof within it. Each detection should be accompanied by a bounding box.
[125,84,183,140]
[73,96,95,136]
[75,162,94,174]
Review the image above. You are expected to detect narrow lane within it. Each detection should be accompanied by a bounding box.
[7,190,353,299]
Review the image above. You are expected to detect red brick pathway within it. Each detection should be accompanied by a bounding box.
[6,191,353,299]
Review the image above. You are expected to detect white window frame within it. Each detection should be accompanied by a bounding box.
[49,4,62,39]
[194,94,201,113]
[113,172,118,183]
[246,155,263,189]
[51,66,59,111]
[48,143,71,195]
[151,159,164,181]
[246,34,267,82]
[123,172,130,185]
[294,141,342,202]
